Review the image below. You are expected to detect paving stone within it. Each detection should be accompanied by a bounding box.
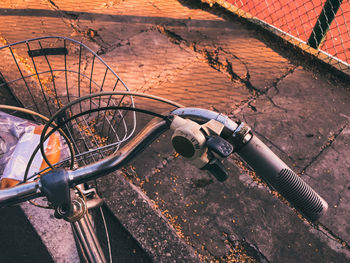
[237,67,350,171]
[97,170,201,263]
[304,122,350,244]
[125,135,350,262]
[1,0,350,262]
[164,23,294,92]
[146,60,251,112]
[99,28,199,92]
[0,1,76,42]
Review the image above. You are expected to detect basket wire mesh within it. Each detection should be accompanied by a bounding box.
[0,36,137,175]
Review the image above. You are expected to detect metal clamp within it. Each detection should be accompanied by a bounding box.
[231,122,252,150]
[64,197,87,222]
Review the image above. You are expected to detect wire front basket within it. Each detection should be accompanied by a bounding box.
[0,36,136,172]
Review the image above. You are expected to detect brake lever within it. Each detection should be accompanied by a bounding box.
[202,135,233,182]
[201,158,228,182]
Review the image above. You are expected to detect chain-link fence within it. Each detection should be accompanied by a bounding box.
[210,0,350,75]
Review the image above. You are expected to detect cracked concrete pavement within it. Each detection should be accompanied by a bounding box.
[0,0,350,262]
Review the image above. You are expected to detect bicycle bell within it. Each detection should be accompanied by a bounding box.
[170,116,226,168]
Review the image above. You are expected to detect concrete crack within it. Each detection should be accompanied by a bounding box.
[315,223,350,251]
[142,152,179,178]
[224,55,261,94]
[265,95,288,112]
[253,130,290,158]
[46,0,79,20]
[46,0,59,9]
[247,99,257,112]
[228,97,257,117]
[45,0,112,53]
[267,66,297,93]
[331,182,349,218]
[264,66,297,112]
[156,26,300,119]
[156,26,261,95]
[230,66,296,116]
[302,122,348,173]
[223,232,270,263]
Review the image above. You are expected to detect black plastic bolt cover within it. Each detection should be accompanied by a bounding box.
[40,169,72,217]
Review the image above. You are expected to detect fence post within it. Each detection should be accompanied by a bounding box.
[307,0,343,49]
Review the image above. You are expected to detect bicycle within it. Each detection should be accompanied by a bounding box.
[0,36,328,262]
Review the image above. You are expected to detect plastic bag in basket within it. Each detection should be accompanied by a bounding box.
[0,111,69,189]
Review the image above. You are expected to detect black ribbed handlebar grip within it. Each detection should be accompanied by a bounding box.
[236,135,328,222]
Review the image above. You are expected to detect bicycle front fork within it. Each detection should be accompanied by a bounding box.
[71,212,107,263]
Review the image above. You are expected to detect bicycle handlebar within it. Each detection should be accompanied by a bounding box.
[236,135,328,221]
[0,108,328,221]
[171,108,328,221]
[0,117,169,206]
